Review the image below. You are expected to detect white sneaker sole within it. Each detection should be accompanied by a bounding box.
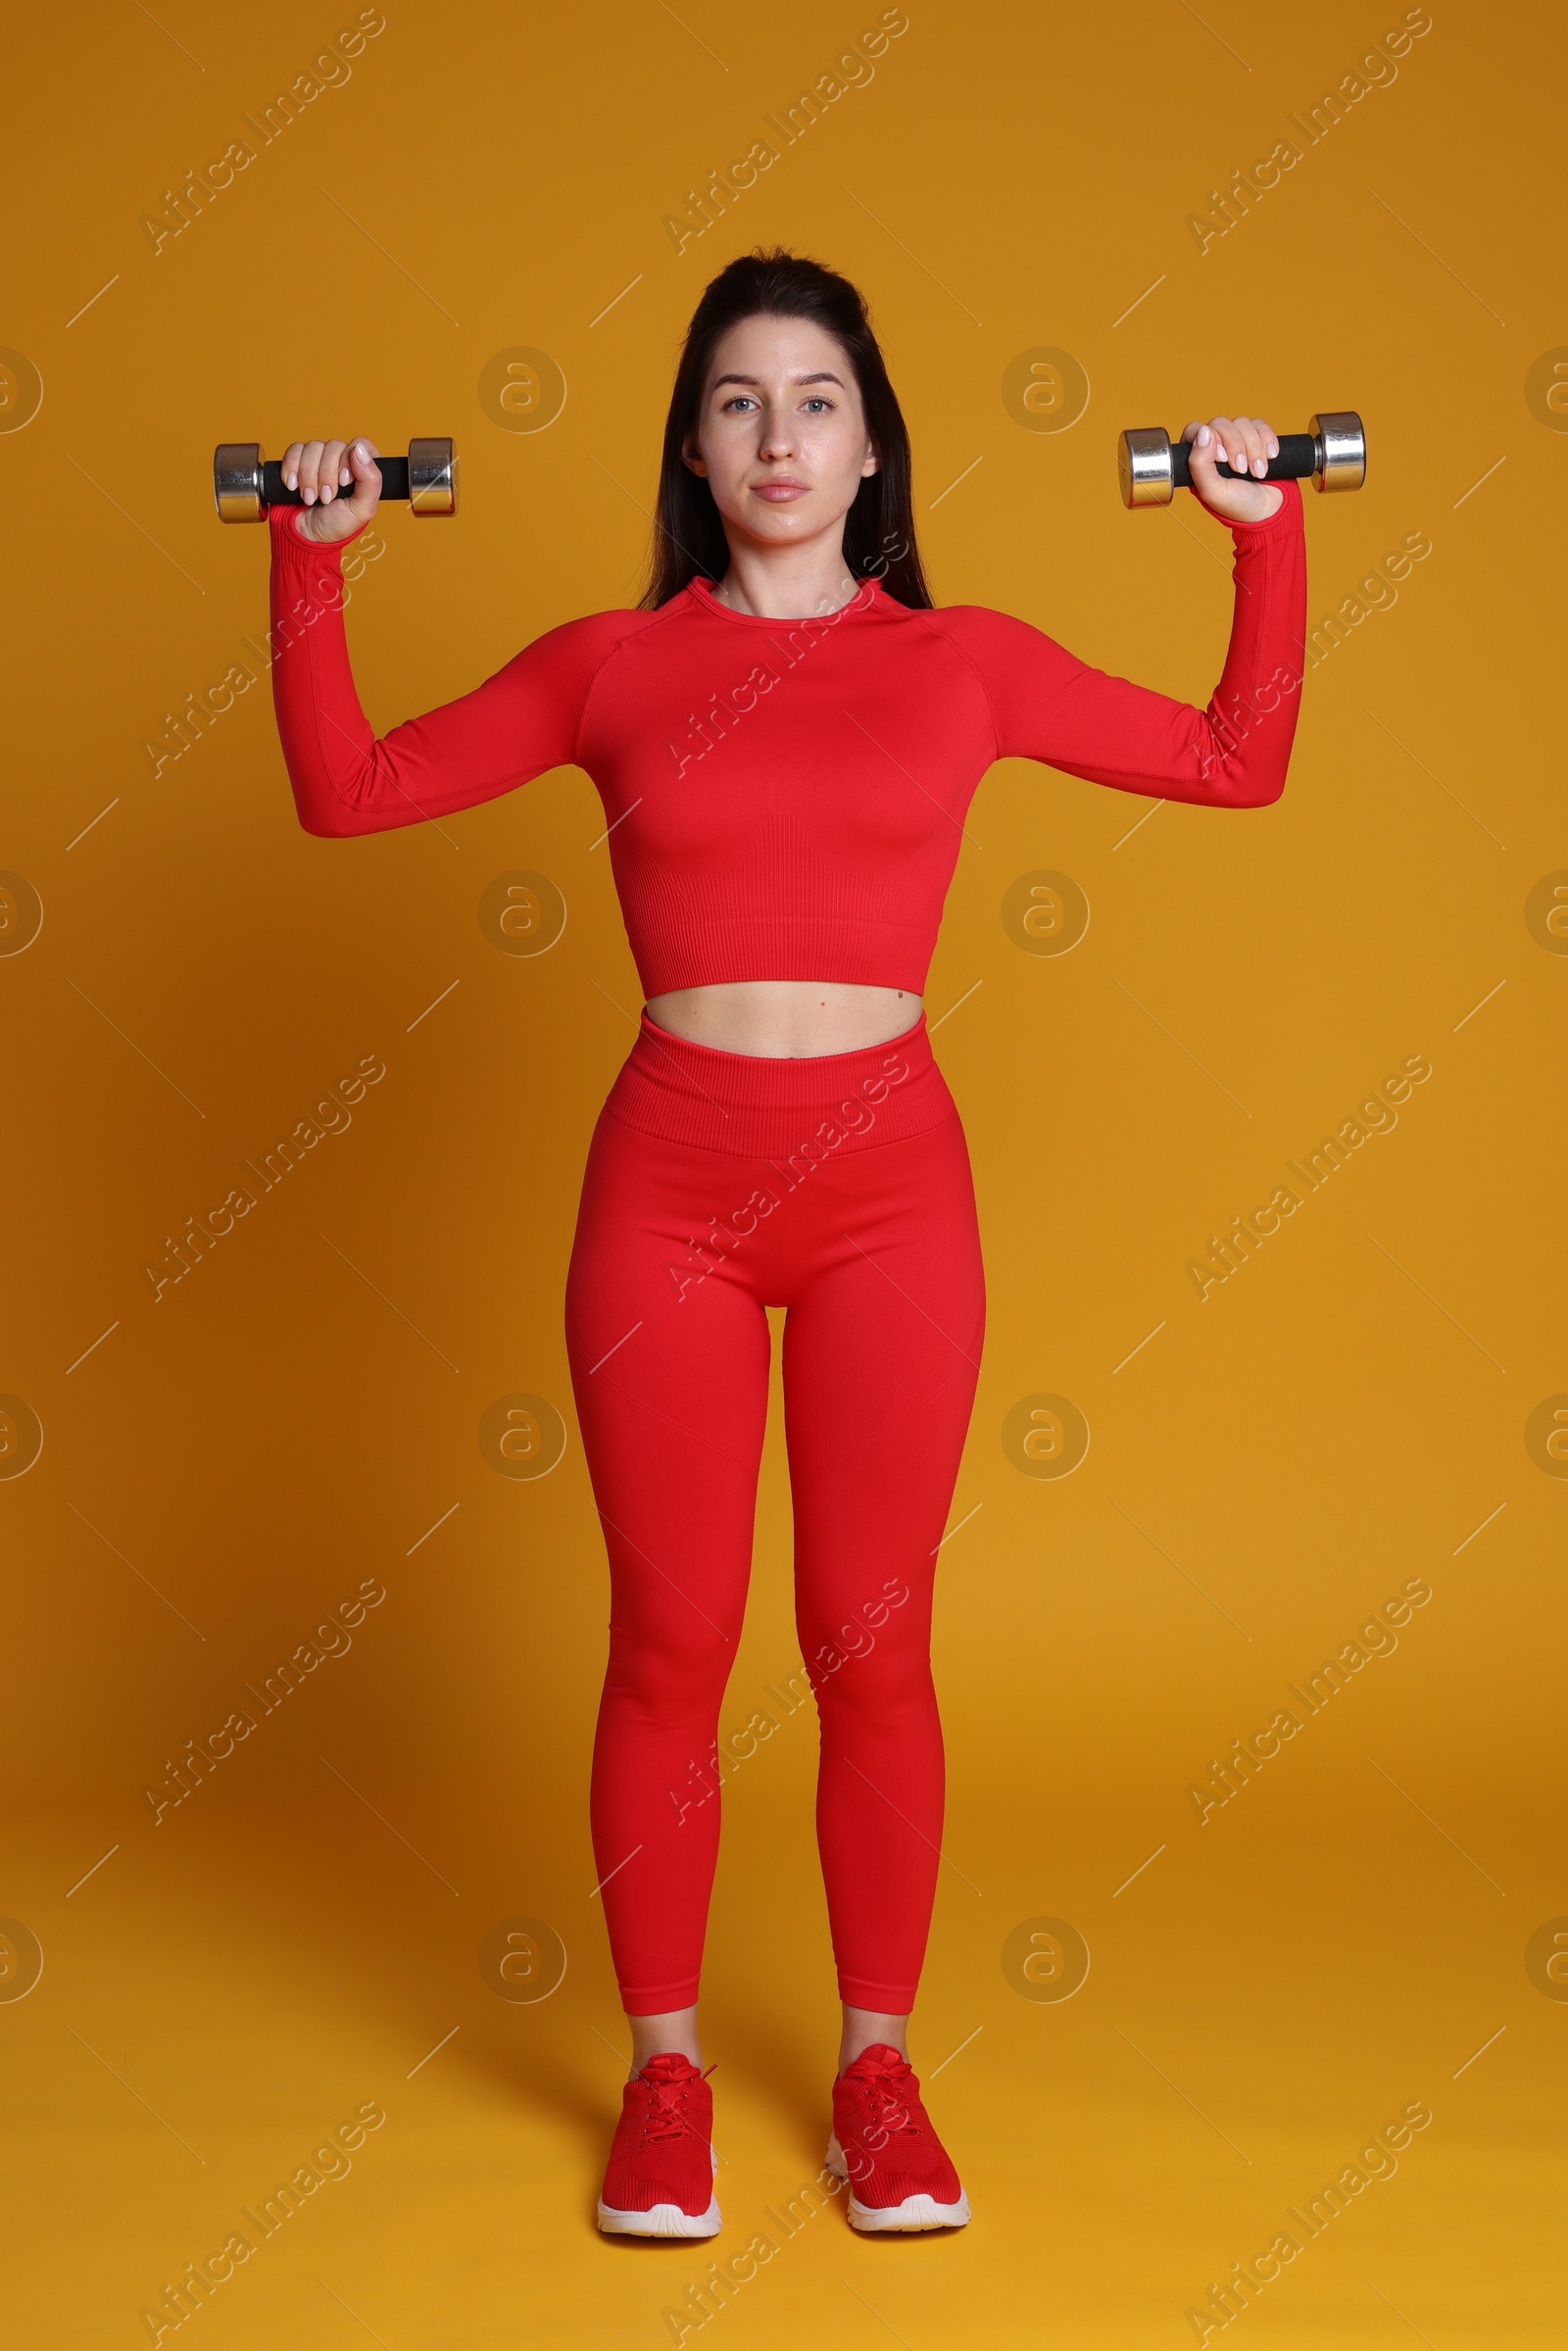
[824,2131,971,2230]
[597,2145,720,2237]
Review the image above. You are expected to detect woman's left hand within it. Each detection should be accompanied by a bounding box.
[1181,415,1284,525]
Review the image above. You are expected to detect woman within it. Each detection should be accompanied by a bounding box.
[267,247,1304,2240]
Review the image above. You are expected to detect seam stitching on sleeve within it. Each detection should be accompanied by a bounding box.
[573,602,687,769]
[909,609,1003,766]
[1207,499,1286,796]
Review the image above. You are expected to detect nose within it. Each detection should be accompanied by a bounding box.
[758,395,799,461]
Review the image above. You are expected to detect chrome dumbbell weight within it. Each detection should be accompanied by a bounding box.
[1117,412,1365,508]
[213,436,458,521]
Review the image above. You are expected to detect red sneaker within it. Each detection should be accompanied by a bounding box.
[825,2042,970,2230]
[597,2052,720,2237]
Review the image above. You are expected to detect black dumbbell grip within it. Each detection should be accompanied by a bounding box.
[1168,430,1318,488]
[262,455,411,505]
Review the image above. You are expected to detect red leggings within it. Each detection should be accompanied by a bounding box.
[564,1011,985,2016]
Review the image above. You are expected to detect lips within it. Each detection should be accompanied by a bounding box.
[751,478,809,502]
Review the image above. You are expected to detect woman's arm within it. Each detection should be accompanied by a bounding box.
[268,499,632,837]
[941,468,1307,812]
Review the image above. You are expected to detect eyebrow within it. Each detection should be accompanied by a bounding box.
[710,371,845,391]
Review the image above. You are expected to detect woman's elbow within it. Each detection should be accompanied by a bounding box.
[296,800,366,841]
[1194,747,1289,808]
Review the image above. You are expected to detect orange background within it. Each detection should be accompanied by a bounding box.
[4,0,1563,2343]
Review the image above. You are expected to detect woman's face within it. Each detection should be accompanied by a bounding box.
[682,314,879,554]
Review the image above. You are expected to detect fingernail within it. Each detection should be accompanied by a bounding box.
[1198,424,1210,445]
[303,487,315,503]
[1253,459,1267,476]
[355,441,368,458]
[284,471,296,488]
[320,485,333,502]
[340,466,351,485]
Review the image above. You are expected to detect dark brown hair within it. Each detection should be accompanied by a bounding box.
[640,246,932,611]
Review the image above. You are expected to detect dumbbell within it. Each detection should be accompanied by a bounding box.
[1117,412,1365,508]
[213,437,458,521]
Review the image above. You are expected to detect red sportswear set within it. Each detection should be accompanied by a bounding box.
[268,481,1306,2016]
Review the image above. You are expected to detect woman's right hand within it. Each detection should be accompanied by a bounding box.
[281,436,381,542]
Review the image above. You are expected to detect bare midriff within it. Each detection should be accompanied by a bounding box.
[643,979,922,1059]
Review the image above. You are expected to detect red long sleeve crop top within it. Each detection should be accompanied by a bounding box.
[268,480,1306,997]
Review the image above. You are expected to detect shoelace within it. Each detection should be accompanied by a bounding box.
[851,2058,924,2140]
[638,2060,716,2145]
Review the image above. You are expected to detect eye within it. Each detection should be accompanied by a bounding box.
[721,394,758,414]
[802,397,833,414]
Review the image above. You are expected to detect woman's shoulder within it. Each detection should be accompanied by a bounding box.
[529,601,670,651]
[911,600,1057,656]
[514,599,676,677]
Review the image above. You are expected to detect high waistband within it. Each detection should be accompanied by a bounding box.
[602,1009,956,1156]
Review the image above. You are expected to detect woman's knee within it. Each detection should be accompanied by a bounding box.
[800,1581,929,1682]
[810,1638,935,1725]
[604,1624,735,1719]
